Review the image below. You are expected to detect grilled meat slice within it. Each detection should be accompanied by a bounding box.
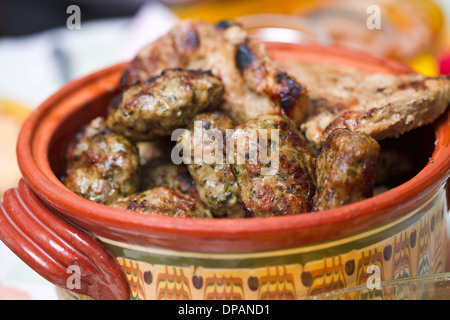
[313,128,380,212]
[176,111,245,218]
[121,19,309,124]
[230,114,316,217]
[111,186,212,218]
[107,68,224,141]
[63,117,140,205]
[279,60,450,148]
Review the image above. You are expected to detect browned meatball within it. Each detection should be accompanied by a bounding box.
[106,68,224,141]
[63,117,140,205]
[176,112,246,218]
[230,114,316,217]
[313,128,380,211]
[111,186,212,218]
[141,159,200,201]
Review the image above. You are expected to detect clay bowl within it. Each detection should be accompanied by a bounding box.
[1,43,449,300]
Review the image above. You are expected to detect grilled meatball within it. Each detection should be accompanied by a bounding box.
[141,160,200,201]
[230,114,316,217]
[107,68,224,141]
[176,112,245,218]
[63,117,140,205]
[111,186,212,218]
[313,128,380,211]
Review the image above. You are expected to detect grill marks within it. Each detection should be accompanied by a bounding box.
[397,79,428,91]
[233,40,308,122]
[274,71,304,115]
[177,26,200,54]
[235,43,256,72]
[215,20,238,30]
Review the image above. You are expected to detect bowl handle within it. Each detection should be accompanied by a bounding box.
[0,179,130,300]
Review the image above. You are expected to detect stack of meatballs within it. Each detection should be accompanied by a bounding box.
[62,20,380,218]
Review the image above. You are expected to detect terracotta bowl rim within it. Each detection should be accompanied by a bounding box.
[15,42,450,249]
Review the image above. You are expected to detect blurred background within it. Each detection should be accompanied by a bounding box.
[0,0,449,299]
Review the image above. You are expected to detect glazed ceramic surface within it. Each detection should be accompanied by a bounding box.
[111,191,446,300]
[56,187,447,300]
[1,43,449,300]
